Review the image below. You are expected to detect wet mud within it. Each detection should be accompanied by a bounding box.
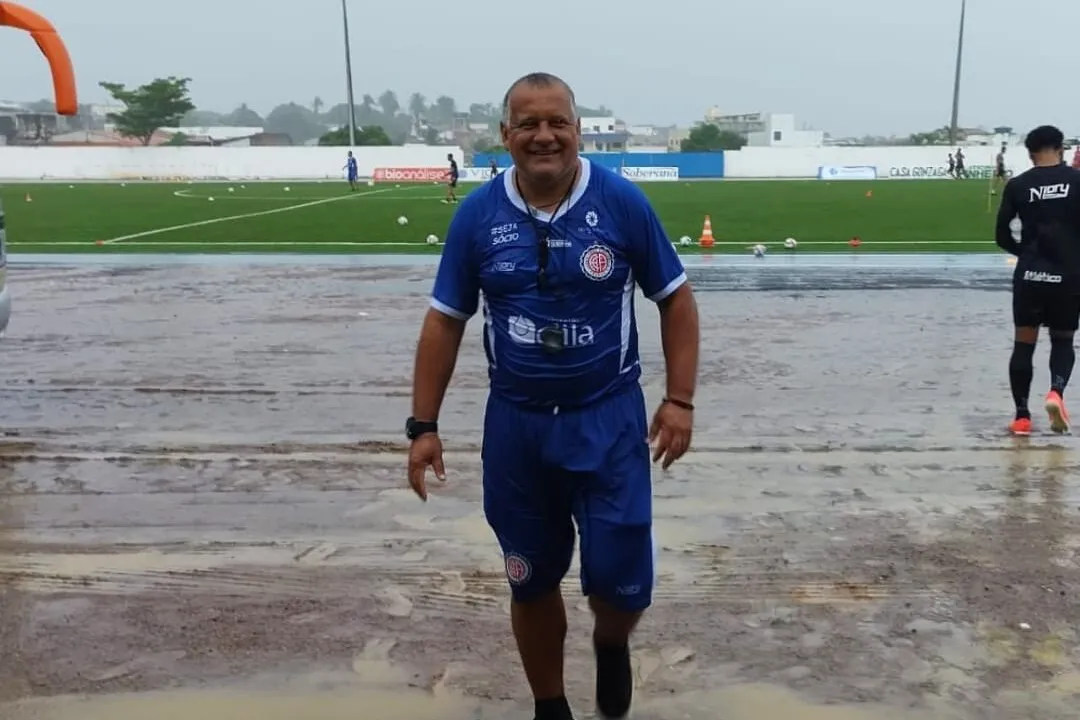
[2,263,1080,718]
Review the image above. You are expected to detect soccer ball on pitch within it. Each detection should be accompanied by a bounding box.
[784,237,797,249]
[752,244,767,257]
[397,216,409,226]
[367,179,375,186]
[679,236,692,246]
[426,234,439,245]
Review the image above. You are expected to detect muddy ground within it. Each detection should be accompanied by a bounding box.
[1,263,1079,719]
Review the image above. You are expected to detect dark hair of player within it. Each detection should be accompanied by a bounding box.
[1025,125,1065,154]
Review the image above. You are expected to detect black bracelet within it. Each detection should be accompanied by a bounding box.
[663,397,694,411]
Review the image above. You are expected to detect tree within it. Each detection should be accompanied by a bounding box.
[680,123,745,152]
[318,124,392,146]
[473,138,503,153]
[264,102,323,143]
[99,76,196,145]
[408,92,427,122]
[223,103,263,127]
[378,90,399,117]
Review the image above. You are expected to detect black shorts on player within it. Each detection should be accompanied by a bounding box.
[997,124,1080,434]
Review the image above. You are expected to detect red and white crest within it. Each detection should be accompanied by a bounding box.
[580,243,614,281]
[504,553,532,585]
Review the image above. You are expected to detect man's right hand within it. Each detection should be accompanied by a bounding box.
[407,434,446,501]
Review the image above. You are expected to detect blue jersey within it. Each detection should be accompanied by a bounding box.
[430,159,686,409]
[346,156,358,176]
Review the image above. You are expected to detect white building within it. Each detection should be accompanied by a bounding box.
[703,109,824,147]
[578,116,628,152]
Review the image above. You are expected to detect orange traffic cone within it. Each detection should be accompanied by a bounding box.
[850,236,862,248]
[865,190,873,198]
[698,215,715,248]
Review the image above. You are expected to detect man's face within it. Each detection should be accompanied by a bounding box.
[500,83,580,184]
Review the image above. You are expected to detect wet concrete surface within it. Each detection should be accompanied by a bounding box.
[2,259,1080,719]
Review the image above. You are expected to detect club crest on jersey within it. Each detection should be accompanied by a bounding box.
[580,243,614,281]
[504,553,532,585]
[585,210,599,227]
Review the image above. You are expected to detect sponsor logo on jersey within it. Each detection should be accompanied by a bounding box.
[507,315,595,347]
[1024,270,1063,283]
[1030,183,1070,201]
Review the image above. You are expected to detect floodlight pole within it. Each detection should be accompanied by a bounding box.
[341,0,357,147]
[948,0,966,144]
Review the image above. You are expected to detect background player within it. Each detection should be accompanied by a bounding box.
[490,157,499,180]
[443,152,459,203]
[995,124,1080,435]
[993,145,1008,194]
[343,150,358,191]
[954,147,967,178]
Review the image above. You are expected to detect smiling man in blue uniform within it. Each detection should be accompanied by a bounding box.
[406,72,700,720]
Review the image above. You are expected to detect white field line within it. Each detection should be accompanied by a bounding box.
[101,187,394,245]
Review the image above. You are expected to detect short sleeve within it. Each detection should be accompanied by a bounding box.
[430,200,481,320]
[620,181,687,302]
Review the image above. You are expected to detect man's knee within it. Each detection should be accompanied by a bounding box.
[581,523,655,612]
[497,543,573,603]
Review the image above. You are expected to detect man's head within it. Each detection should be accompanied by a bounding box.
[347,151,353,157]
[447,153,454,162]
[1025,125,1065,165]
[500,72,581,186]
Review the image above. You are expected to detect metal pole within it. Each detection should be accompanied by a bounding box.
[341,0,357,147]
[948,0,966,144]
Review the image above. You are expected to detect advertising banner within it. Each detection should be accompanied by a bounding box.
[817,165,877,180]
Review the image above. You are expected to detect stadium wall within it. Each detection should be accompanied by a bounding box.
[0,145,463,180]
[0,145,1033,181]
[472,152,725,178]
[723,146,1031,179]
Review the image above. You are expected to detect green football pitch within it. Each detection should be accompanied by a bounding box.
[0,178,1004,254]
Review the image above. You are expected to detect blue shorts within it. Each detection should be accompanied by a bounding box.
[481,385,654,611]
[347,172,358,182]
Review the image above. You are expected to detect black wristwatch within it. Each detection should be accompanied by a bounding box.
[405,416,438,440]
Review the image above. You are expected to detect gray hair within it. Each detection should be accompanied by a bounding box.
[500,72,578,126]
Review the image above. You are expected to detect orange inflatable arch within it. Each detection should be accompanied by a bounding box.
[0,2,76,115]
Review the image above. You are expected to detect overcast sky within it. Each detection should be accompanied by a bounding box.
[0,0,1074,137]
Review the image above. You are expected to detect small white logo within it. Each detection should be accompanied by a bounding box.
[1031,183,1070,201]
[547,238,572,249]
[504,553,532,585]
[580,244,614,281]
[494,261,515,272]
[585,210,598,227]
[508,315,537,343]
[1024,270,1063,283]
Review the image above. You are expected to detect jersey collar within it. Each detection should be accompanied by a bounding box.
[503,158,591,223]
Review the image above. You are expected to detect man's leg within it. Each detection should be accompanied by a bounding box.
[1047,330,1074,433]
[1044,295,1078,433]
[482,397,576,719]
[562,387,654,719]
[1009,282,1040,435]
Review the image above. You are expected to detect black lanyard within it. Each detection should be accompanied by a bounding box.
[515,168,577,291]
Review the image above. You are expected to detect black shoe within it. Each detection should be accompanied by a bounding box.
[534,695,574,720]
[595,642,633,718]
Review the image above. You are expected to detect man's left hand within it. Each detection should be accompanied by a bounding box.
[649,401,693,469]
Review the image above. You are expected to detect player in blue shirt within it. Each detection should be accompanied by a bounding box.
[343,150,358,191]
[407,72,699,720]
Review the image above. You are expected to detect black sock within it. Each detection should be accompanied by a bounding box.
[1010,341,1036,418]
[534,695,573,720]
[1050,335,1075,395]
[595,641,632,718]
